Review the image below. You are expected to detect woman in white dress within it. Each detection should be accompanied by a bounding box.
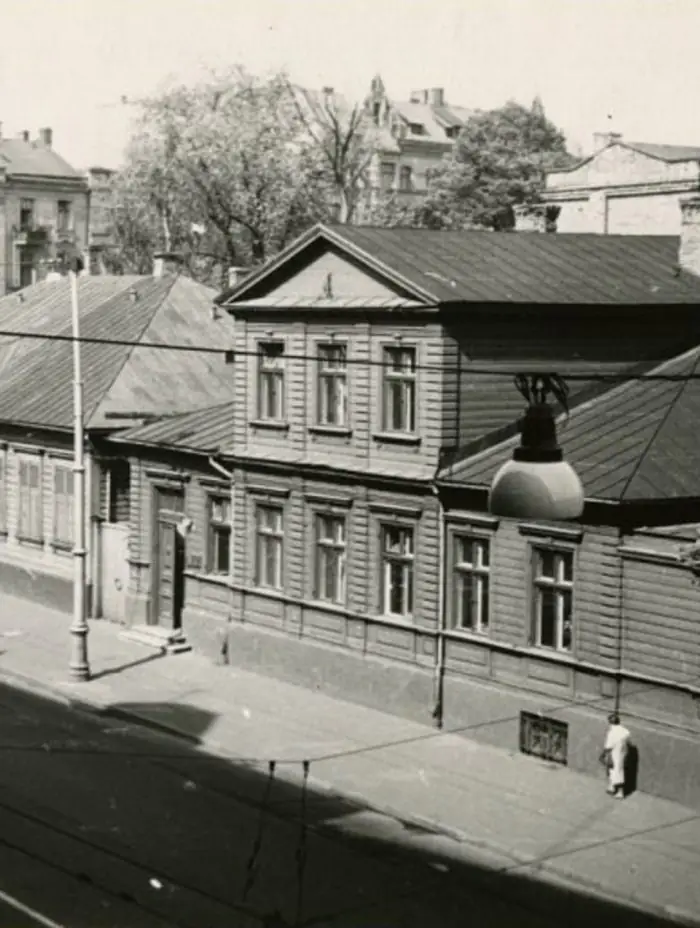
[602,713,631,799]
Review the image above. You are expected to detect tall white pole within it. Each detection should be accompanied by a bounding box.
[69,263,90,680]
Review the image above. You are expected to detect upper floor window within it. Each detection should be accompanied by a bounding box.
[53,463,74,549]
[380,161,395,192]
[399,166,413,191]
[18,456,42,543]
[381,524,414,617]
[57,200,72,233]
[532,548,573,652]
[317,344,348,427]
[314,512,347,604]
[257,342,285,421]
[451,535,490,633]
[382,346,416,434]
[255,504,283,589]
[19,199,34,231]
[208,496,231,574]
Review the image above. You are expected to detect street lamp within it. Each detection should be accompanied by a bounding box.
[68,255,90,681]
[488,374,585,521]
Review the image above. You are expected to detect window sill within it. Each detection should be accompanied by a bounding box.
[16,535,44,548]
[308,425,353,438]
[373,431,421,447]
[250,419,290,432]
[51,541,73,553]
[445,625,491,640]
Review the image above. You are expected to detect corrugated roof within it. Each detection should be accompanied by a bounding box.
[233,295,425,310]
[439,346,700,502]
[0,274,234,432]
[112,402,234,453]
[221,224,700,308]
[0,138,82,178]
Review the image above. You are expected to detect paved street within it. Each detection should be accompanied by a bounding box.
[0,680,685,928]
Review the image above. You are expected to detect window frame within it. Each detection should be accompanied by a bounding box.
[316,342,349,429]
[399,165,413,191]
[0,447,7,536]
[257,341,286,422]
[57,200,72,233]
[19,198,34,231]
[450,532,491,634]
[531,546,575,653]
[52,460,75,550]
[254,502,284,590]
[207,494,232,575]
[379,522,415,618]
[313,510,347,605]
[381,344,417,435]
[17,454,44,544]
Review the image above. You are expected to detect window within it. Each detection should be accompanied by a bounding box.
[19,199,34,231]
[255,504,283,589]
[314,513,346,603]
[317,344,348,427]
[57,200,72,233]
[19,248,34,288]
[257,342,285,421]
[451,535,490,632]
[208,497,231,574]
[0,452,6,535]
[381,524,414,617]
[53,463,74,548]
[17,457,42,542]
[382,346,416,433]
[532,548,574,651]
[380,162,395,192]
[520,712,568,765]
[399,166,413,191]
[106,459,130,523]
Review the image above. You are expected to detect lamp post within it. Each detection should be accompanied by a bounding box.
[69,256,90,681]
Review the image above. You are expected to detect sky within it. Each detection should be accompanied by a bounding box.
[1,0,699,170]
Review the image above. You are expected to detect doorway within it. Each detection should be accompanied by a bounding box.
[151,488,186,630]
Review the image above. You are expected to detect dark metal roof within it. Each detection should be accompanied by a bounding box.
[0,275,234,433]
[0,138,82,178]
[112,403,234,453]
[219,223,700,308]
[439,346,700,502]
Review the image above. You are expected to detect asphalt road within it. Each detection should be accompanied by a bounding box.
[0,681,681,928]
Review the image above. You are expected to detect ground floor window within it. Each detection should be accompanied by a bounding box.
[18,456,43,543]
[314,512,347,604]
[255,504,283,589]
[451,534,490,632]
[0,450,6,535]
[208,496,232,574]
[532,547,574,651]
[53,462,74,549]
[381,523,414,617]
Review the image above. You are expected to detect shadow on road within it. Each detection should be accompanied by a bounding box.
[97,698,688,928]
[90,651,166,681]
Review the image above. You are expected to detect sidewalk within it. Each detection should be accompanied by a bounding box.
[0,594,698,926]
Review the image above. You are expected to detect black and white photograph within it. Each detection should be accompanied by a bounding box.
[0,0,698,925]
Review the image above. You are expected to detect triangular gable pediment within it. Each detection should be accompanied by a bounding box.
[547,142,697,191]
[216,225,437,309]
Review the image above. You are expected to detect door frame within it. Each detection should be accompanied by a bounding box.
[150,483,186,628]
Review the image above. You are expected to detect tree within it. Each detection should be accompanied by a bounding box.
[107,68,334,283]
[404,97,575,231]
[288,84,380,224]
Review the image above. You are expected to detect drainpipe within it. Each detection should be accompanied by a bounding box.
[432,482,447,729]
[208,455,234,665]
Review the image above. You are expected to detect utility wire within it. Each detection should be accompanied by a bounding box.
[0,325,699,382]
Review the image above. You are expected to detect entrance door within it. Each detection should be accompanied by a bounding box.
[152,489,185,629]
[100,523,129,620]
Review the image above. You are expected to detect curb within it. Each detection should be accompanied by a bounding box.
[2,666,699,927]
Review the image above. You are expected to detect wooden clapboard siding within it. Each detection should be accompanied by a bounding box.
[265,250,401,300]
[621,553,700,687]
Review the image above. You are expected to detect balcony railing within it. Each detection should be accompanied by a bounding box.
[13,224,50,247]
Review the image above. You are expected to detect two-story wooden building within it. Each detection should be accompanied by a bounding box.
[109,214,700,805]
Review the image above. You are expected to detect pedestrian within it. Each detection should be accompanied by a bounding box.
[600,713,631,799]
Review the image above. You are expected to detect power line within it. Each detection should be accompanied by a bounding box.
[0,325,699,382]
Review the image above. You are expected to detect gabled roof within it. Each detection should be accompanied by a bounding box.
[111,402,234,454]
[622,141,700,163]
[217,223,700,308]
[439,346,700,503]
[0,274,234,433]
[0,138,82,179]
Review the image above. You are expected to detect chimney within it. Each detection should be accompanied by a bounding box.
[409,91,422,104]
[430,88,445,107]
[679,195,700,276]
[228,266,251,289]
[593,131,622,151]
[152,251,183,278]
[17,130,29,142]
[38,127,52,148]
